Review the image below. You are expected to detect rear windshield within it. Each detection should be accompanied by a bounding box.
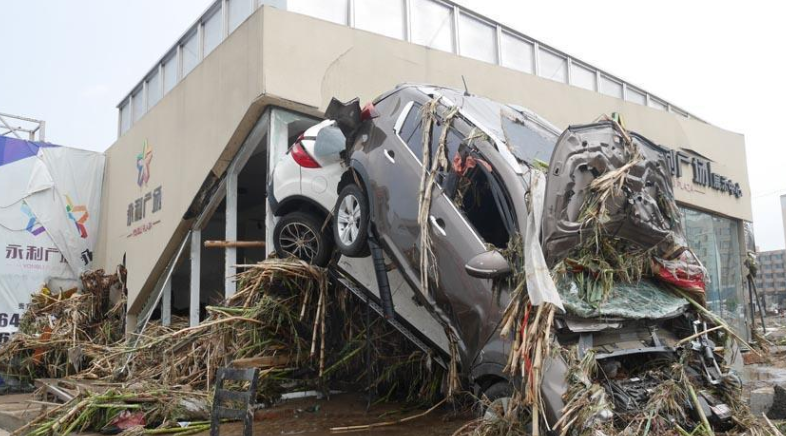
[313,125,345,157]
[501,115,555,165]
[457,95,557,166]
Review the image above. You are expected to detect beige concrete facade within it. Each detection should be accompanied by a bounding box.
[96,7,753,314]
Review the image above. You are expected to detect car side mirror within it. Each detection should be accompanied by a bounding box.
[465,250,512,279]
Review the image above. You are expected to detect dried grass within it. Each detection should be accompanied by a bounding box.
[2,259,444,434]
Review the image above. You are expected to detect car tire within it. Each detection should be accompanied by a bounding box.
[333,183,370,257]
[273,212,333,267]
[480,381,513,420]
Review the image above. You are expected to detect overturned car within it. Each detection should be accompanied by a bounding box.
[269,84,757,435]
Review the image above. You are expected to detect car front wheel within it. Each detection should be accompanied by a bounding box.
[333,183,370,257]
[273,211,333,266]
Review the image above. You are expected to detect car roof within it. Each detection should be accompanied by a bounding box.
[380,84,561,169]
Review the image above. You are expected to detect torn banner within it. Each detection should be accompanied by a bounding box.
[0,136,105,339]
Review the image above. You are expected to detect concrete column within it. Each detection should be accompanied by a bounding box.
[162,279,171,327]
[225,172,238,298]
[125,313,138,338]
[190,229,201,327]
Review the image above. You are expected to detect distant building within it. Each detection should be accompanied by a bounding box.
[782,194,786,248]
[755,249,786,308]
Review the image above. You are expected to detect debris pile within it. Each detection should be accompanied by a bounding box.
[456,118,782,436]
[0,268,126,379]
[0,259,442,434]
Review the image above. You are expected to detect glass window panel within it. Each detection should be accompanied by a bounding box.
[132,89,145,122]
[119,102,131,134]
[398,103,424,162]
[147,71,161,108]
[500,32,533,74]
[570,63,595,90]
[181,32,199,77]
[355,0,405,40]
[229,0,253,33]
[626,87,646,105]
[680,207,745,339]
[599,75,623,98]
[411,0,453,52]
[538,49,566,83]
[287,0,348,25]
[649,97,666,111]
[459,14,496,63]
[203,9,222,56]
[163,55,178,94]
[147,70,162,109]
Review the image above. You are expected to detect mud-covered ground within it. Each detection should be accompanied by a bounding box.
[202,393,472,436]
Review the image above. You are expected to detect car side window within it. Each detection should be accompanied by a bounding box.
[431,122,464,168]
[398,103,425,162]
[398,102,464,167]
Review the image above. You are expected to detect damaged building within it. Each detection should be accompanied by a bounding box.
[0,1,770,434]
[98,1,753,342]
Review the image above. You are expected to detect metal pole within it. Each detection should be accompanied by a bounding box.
[162,279,172,327]
[190,229,202,327]
[225,171,238,298]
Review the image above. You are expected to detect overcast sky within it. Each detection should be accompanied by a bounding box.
[1,1,784,250]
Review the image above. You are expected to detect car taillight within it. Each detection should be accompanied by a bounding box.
[361,102,380,121]
[290,139,321,168]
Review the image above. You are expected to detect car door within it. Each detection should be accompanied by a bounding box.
[364,99,431,286]
[426,129,515,366]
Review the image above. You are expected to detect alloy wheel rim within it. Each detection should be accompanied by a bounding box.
[483,397,511,421]
[279,222,319,261]
[337,194,361,246]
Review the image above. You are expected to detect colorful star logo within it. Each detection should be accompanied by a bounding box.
[136,140,153,187]
[21,203,45,236]
[65,195,89,239]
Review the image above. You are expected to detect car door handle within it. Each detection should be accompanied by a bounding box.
[429,216,446,236]
[384,149,395,163]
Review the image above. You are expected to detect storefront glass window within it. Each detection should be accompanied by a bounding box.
[459,14,496,64]
[500,32,533,74]
[229,0,253,33]
[182,32,199,77]
[680,207,746,339]
[538,48,567,83]
[287,0,348,25]
[203,8,222,57]
[411,0,454,52]
[355,0,405,40]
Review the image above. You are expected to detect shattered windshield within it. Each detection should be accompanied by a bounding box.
[455,94,557,166]
[557,277,690,320]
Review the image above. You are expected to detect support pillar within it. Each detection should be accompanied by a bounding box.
[225,172,238,298]
[190,229,201,327]
[125,313,138,339]
[162,279,172,327]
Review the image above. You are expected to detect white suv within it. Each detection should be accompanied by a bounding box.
[268,119,346,265]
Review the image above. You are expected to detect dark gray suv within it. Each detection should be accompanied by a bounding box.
[323,84,738,432]
[330,84,559,392]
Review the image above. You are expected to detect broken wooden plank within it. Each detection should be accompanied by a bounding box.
[34,380,75,403]
[231,355,291,369]
[204,240,266,249]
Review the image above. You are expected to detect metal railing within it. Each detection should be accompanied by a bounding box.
[1,112,46,141]
[117,0,702,138]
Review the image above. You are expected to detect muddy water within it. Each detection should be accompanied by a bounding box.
[201,393,472,436]
[742,364,786,389]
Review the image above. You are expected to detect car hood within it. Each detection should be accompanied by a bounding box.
[541,121,688,266]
